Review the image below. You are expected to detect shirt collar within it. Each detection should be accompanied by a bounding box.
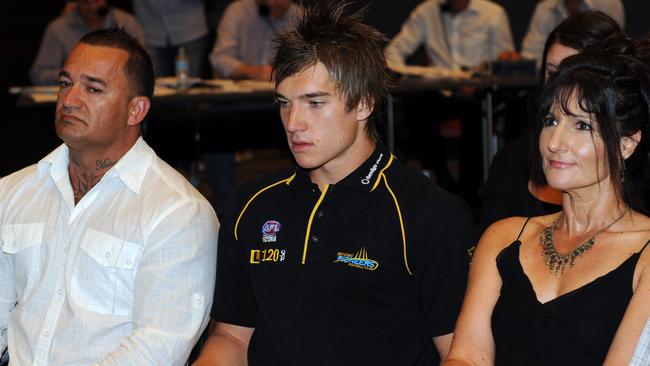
[290,143,393,193]
[109,137,155,194]
[37,137,154,195]
[37,143,70,182]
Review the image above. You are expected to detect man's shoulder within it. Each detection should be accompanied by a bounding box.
[111,7,139,22]
[224,0,255,16]
[412,0,441,16]
[384,158,465,210]
[110,7,143,33]
[0,164,38,188]
[531,0,557,17]
[473,0,508,15]
[142,155,212,207]
[45,12,75,34]
[235,165,296,201]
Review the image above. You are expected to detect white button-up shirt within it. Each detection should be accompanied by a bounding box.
[521,0,625,64]
[385,0,514,70]
[0,137,218,365]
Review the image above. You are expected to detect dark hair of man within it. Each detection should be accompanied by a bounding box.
[540,11,621,84]
[79,27,155,99]
[530,34,650,215]
[271,0,391,141]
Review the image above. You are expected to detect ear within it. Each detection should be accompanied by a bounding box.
[355,98,374,123]
[126,96,151,127]
[620,130,642,160]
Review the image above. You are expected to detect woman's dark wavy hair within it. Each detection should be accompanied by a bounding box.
[540,11,621,84]
[271,0,391,142]
[530,34,650,215]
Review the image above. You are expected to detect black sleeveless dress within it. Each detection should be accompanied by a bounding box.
[491,218,649,366]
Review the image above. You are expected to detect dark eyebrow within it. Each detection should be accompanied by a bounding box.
[83,75,107,87]
[302,92,330,99]
[274,91,332,101]
[57,71,107,88]
[58,70,71,79]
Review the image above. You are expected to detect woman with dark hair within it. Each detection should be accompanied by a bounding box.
[445,35,650,365]
[481,11,621,232]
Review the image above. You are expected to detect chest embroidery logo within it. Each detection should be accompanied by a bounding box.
[334,247,379,271]
[261,220,281,243]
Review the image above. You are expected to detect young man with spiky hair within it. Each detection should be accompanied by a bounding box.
[195,2,474,364]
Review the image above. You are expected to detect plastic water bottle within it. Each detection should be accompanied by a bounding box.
[175,47,189,88]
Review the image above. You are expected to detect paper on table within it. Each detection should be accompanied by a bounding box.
[30,93,58,103]
[9,85,59,95]
[236,80,274,91]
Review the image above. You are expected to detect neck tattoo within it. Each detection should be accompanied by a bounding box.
[539,205,630,275]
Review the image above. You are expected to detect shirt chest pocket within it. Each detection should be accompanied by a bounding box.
[71,229,142,315]
[1,223,45,301]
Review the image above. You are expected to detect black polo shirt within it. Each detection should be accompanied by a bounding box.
[212,144,474,365]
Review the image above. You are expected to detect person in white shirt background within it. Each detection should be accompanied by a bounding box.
[384,0,515,206]
[385,0,514,70]
[0,28,217,365]
[521,0,625,66]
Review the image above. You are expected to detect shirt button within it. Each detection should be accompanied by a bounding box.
[311,235,319,243]
[57,288,64,296]
[317,210,325,219]
[63,246,69,253]
[126,259,133,266]
[105,252,111,258]
[43,330,50,337]
[12,241,17,247]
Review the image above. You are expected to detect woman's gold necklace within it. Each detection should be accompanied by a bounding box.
[539,206,630,275]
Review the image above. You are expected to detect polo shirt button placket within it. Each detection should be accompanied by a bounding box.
[311,235,319,243]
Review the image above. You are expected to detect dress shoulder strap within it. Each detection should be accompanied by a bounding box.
[639,239,650,253]
[516,217,532,241]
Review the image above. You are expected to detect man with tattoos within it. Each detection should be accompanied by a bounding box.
[0,28,218,365]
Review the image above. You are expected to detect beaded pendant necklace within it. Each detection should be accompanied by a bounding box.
[539,206,630,275]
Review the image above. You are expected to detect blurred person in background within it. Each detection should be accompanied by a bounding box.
[384,0,515,205]
[30,0,143,85]
[133,0,209,78]
[521,0,624,66]
[209,0,301,80]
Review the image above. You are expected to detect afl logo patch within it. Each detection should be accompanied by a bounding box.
[262,220,281,242]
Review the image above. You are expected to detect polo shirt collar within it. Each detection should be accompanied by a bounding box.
[37,137,154,195]
[290,143,393,192]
